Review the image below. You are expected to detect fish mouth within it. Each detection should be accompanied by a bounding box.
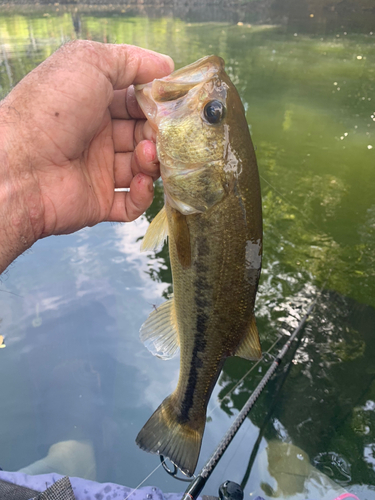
[155,54,224,86]
[135,55,225,128]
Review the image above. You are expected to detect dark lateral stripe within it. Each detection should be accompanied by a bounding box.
[178,236,210,424]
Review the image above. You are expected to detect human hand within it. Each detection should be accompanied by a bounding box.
[0,41,173,272]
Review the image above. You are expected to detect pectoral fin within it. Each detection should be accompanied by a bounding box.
[140,298,179,359]
[141,206,168,252]
[235,316,262,360]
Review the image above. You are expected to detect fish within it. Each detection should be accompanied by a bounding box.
[134,55,263,477]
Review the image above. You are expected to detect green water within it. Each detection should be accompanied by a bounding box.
[0,7,374,499]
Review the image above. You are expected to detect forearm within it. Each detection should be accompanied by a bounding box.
[0,104,43,274]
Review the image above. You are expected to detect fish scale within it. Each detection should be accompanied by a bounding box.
[135,55,262,477]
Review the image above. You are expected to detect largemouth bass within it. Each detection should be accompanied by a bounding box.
[135,56,262,477]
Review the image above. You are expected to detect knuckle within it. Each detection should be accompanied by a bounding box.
[64,39,94,52]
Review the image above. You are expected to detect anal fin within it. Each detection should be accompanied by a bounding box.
[140,298,179,359]
[235,316,262,360]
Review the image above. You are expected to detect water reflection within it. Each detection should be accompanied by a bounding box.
[0,7,374,498]
[114,219,167,303]
[72,12,82,37]
[257,441,348,499]
[313,451,352,485]
[219,290,375,490]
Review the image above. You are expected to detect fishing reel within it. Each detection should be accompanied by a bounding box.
[160,456,245,500]
[161,456,244,500]
[218,481,244,500]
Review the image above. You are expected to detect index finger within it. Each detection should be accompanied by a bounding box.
[110,86,144,120]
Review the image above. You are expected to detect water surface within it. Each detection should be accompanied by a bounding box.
[0,8,374,500]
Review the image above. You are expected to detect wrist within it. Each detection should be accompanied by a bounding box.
[0,103,44,274]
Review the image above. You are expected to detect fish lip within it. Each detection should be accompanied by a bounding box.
[134,55,225,128]
[134,82,159,130]
[156,55,225,83]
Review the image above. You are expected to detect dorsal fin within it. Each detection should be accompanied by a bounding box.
[234,316,262,360]
[140,298,179,359]
[141,206,168,252]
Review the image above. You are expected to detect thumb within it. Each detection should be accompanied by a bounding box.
[58,40,174,89]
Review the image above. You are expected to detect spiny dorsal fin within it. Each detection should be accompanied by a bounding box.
[235,316,262,360]
[141,206,168,252]
[140,298,179,359]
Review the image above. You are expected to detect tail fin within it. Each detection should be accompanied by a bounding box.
[136,395,205,477]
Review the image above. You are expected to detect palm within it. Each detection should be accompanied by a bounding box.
[38,109,116,236]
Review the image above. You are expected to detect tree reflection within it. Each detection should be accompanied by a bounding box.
[218,291,375,488]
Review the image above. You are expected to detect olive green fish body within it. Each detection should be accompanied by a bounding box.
[135,56,262,476]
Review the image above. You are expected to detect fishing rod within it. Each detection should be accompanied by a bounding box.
[179,297,317,500]
[240,326,305,490]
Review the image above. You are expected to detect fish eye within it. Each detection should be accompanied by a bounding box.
[203,100,225,125]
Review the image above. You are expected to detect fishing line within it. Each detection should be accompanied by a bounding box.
[126,279,328,496]
[239,327,306,490]
[239,273,331,490]
[181,296,318,500]
[161,458,195,482]
[129,168,332,493]
[123,338,286,494]
[158,336,287,483]
[130,298,312,490]
[180,270,332,500]
[123,461,164,500]
[206,334,283,418]
[220,404,255,483]
[205,169,326,421]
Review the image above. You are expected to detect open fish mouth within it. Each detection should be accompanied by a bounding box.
[134,55,262,477]
[135,55,225,128]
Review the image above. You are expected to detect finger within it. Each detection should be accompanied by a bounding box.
[114,141,159,188]
[60,41,174,90]
[114,153,134,187]
[107,44,174,88]
[112,119,156,152]
[133,140,160,180]
[108,173,154,222]
[134,120,156,144]
[112,119,137,152]
[110,86,145,120]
